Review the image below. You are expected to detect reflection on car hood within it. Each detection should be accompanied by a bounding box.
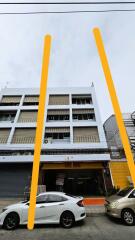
[5,202,25,209]
[106,195,122,203]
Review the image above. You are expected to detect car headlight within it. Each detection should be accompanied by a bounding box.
[2,208,7,213]
[110,201,119,208]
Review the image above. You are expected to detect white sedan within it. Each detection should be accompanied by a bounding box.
[0,192,86,230]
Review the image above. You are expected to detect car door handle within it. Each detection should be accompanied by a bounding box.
[39,206,45,208]
[58,203,64,206]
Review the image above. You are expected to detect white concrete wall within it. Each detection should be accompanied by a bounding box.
[0,86,110,162]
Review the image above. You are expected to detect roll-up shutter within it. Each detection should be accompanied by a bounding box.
[0,164,32,197]
[73,127,99,143]
[45,127,70,133]
[47,109,69,115]
[49,95,69,105]
[0,128,10,143]
[1,96,21,103]
[72,109,94,114]
[12,128,36,144]
[23,95,39,103]
[18,111,37,122]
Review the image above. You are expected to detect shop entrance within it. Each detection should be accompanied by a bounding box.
[42,169,105,196]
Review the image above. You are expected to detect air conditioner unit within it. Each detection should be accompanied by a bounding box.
[44,138,52,144]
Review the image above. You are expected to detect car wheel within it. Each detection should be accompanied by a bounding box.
[121,209,135,226]
[60,211,75,228]
[3,212,20,230]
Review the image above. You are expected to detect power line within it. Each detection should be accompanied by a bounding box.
[1,1,135,5]
[1,9,135,14]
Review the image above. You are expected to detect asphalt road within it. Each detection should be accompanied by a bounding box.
[0,215,135,240]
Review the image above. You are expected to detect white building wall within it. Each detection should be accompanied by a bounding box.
[0,86,110,162]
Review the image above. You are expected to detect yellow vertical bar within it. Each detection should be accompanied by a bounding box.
[93,28,135,187]
[27,35,51,230]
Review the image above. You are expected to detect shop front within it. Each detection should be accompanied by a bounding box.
[40,162,113,196]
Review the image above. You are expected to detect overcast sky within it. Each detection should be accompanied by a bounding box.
[0,0,135,122]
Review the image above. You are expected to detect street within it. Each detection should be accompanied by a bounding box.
[0,215,135,240]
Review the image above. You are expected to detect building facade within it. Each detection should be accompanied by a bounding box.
[0,86,112,198]
[104,112,135,189]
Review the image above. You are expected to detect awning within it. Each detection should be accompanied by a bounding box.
[1,96,21,103]
[72,95,91,99]
[23,96,39,102]
[47,110,69,115]
[45,127,70,133]
[72,109,94,114]
[41,162,103,170]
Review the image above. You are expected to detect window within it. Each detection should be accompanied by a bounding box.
[72,94,92,105]
[47,114,69,122]
[59,133,63,139]
[0,111,16,122]
[49,95,69,105]
[12,128,36,144]
[64,133,70,138]
[36,194,67,203]
[23,95,39,106]
[18,110,37,123]
[117,187,133,197]
[53,133,58,139]
[47,194,67,203]
[44,128,70,141]
[73,127,99,143]
[72,109,95,121]
[0,96,21,106]
[0,128,11,144]
[36,194,48,204]
[128,190,135,198]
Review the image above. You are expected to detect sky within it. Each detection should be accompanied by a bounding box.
[0,0,135,123]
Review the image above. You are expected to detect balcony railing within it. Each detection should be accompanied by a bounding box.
[44,138,70,144]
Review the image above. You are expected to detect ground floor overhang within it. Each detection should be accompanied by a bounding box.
[0,153,110,163]
[41,161,105,170]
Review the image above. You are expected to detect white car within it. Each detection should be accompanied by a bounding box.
[0,192,86,230]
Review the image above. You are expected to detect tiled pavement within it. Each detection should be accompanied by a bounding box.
[85,205,105,216]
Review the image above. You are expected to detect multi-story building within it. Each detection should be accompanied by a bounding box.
[0,86,112,198]
[104,112,135,189]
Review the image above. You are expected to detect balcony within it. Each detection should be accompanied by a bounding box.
[44,138,70,144]
[18,110,37,123]
[11,128,36,144]
[72,109,95,121]
[0,111,16,123]
[23,95,39,106]
[44,127,70,144]
[0,96,21,106]
[47,109,69,122]
[72,94,92,105]
[73,127,100,143]
[49,95,69,105]
[0,128,11,144]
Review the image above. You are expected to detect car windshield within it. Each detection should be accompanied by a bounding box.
[117,187,133,197]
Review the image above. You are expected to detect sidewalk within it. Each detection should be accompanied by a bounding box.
[0,198,105,217]
[85,205,105,216]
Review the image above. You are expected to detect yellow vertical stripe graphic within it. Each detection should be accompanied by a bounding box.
[27,35,52,230]
[93,28,135,187]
